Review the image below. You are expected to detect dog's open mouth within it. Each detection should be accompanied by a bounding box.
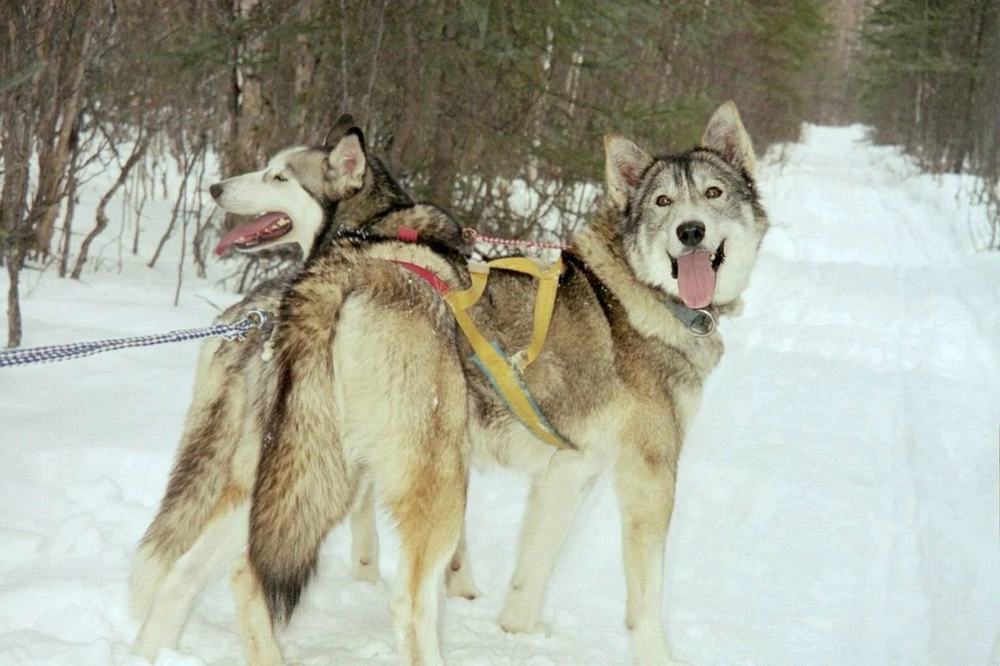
[215,212,292,256]
[669,240,726,309]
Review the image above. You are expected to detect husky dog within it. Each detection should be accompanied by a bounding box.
[130,117,477,663]
[241,102,767,666]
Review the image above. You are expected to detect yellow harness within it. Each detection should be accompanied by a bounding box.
[395,254,572,450]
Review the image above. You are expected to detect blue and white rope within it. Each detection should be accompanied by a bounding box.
[0,310,267,369]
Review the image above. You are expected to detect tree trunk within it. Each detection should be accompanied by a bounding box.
[952,0,989,173]
[223,0,264,234]
[2,114,32,348]
[229,0,264,175]
[57,137,82,278]
[428,120,455,206]
[1,6,36,348]
[191,147,210,279]
[388,0,420,168]
[361,0,390,119]
[149,135,204,269]
[72,137,149,280]
[293,0,318,138]
[564,49,583,119]
[527,23,555,181]
[338,0,350,109]
[426,16,457,206]
[31,14,93,256]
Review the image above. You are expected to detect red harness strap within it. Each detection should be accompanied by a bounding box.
[393,260,452,295]
[397,225,419,243]
[392,226,451,294]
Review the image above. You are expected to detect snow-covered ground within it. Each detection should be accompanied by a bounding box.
[1,126,998,666]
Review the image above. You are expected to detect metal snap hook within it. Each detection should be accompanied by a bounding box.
[689,309,716,337]
[246,309,267,329]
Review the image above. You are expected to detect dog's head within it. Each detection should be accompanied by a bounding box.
[211,115,368,257]
[604,102,768,309]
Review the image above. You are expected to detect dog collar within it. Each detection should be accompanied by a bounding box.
[662,299,716,337]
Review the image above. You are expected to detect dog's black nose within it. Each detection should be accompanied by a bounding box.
[676,221,705,247]
[209,183,223,199]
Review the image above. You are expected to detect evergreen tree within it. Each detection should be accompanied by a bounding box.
[858,0,1000,246]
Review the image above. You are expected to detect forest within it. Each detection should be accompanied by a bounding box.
[1,0,997,347]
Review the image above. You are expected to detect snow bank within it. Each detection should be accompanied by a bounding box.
[1,125,997,665]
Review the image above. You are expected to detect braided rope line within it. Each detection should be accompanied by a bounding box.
[463,228,572,252]
[0,310,267,369]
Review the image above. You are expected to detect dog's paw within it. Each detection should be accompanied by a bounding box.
[497,587,550,635]
[497,603,551,636]
[445,565,479,600]
[130,635,166,664]
[446,578,479,600]
[498,616,552,637]
[629,621,688,666]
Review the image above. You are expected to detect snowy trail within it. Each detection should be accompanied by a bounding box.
[1,126,998,666]
[670,126,999,666]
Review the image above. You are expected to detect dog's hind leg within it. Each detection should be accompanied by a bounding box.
[498,449,600,635]
[444,521,478,600]
[354,305,467,665]
[132,500,248,662]
[350,480,380,583]
[385,456,465,666]
[131,338,245,621]
[231,555,302,666]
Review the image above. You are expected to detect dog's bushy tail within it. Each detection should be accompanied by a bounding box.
[248,274,359,624]
[131,340,245,618]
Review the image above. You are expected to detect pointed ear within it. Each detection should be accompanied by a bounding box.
[324,113,357,145]
[326,129,367,194]
[604,135,654,208]
[701,101,756,176]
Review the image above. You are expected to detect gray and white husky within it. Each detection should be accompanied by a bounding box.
[238,101,768,666]
[130,116,476,663]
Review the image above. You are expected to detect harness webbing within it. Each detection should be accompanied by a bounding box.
[394,254,573,450]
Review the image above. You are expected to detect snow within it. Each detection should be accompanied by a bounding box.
[2,125,998,666]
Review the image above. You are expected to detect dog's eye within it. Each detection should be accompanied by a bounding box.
[274,174,288,182]
[705,186,722,199]
[655,195,672,207]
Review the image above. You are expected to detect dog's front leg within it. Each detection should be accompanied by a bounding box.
[498,449,599,634]
[615,441,686,666]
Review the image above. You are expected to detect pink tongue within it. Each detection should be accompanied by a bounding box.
[675,252,716,308]
[215,212,288,256]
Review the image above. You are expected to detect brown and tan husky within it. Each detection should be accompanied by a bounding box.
[237,102,768,666]
[129,117,477,663]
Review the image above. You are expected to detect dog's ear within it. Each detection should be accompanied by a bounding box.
[324,113,358,145]
[326,128,367,195]
[603,135,654,209]
[701,101,756,177]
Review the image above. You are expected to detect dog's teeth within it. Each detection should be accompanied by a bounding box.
[276,218,290,227]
